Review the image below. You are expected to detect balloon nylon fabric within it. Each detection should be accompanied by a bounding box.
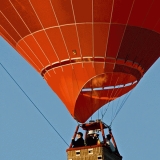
[1,0,160,122]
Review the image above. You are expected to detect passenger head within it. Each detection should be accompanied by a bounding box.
[88,130,95,136]
[94,133,99,137]
[106,134,111,140]
[77,132,83,138]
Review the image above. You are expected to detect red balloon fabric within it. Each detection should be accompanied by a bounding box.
[1,0,160,122]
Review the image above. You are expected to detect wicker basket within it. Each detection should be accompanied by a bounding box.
[67,146,122,160]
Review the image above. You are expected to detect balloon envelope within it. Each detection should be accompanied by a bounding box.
[1,0,160,122]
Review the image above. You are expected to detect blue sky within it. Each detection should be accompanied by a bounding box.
[0,37,160,160]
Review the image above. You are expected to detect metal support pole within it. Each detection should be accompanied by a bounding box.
[109,128,120,155]
[109,129,117,148]
[69,125,79,148]
[100,122,106,144]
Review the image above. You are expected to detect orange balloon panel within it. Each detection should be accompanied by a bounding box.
[1,0,160,122]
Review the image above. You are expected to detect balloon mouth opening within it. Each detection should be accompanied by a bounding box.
[81,72,138,96]
[81,80,137,92]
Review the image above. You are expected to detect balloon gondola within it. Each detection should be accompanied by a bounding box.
[67,120,122,160]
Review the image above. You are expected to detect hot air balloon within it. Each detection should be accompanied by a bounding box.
[1,2,160,159]
[1,0,160,124]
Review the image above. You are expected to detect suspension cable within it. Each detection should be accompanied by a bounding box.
[101,102,110,120]
[101,76,120,120]
[110,90,132,126]
[101,71,135,123]
[0,62,69,147]
[111,93,121,123]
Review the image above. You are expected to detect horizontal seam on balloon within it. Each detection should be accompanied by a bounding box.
[41,58,143,77]
[16,22,110,44]
[16,22,160,48]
